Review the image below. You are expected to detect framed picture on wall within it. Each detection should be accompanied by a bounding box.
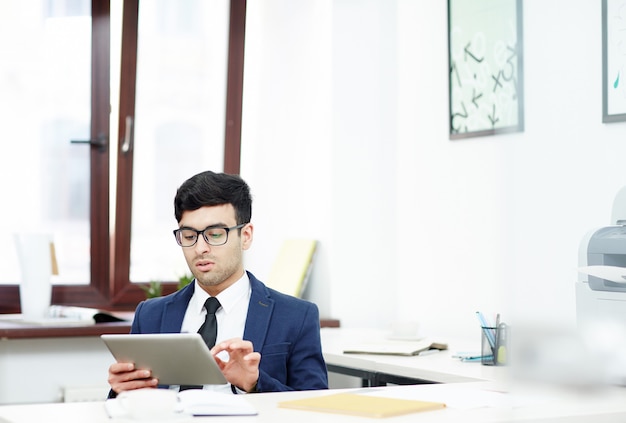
[448,0,524,139]
[602,0,626,123]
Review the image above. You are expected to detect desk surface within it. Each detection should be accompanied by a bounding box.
[1,382,626,423]
[321,327,503,384]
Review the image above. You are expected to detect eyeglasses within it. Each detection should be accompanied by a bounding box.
[173,223,246,247]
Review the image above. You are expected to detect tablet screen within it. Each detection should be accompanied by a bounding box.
[101,333,227,386]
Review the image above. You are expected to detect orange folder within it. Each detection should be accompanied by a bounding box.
[278,392,446,418]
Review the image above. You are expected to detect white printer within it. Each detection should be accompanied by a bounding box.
[577,186,626,328]
[574,187,626,385]
[510,199,626,387]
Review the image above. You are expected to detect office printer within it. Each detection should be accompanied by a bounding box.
[577,186,626,327]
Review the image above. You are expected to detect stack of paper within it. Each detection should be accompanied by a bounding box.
[578,265,626,283]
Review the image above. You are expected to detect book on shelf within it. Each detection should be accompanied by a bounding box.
[48,305,130,323]
[266,239,317,298]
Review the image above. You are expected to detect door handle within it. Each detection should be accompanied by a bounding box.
[121,116,133,154]
[70,133,107,152]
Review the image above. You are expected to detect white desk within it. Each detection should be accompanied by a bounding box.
[321,328,504,386]
[0,314,337,404]
[1,382,626,423]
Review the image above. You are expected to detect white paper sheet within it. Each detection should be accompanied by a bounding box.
[105,390,257,419]
[578,265,626,283]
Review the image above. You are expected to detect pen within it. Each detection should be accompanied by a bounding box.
[475,311,496,349]
[452,352,484,361]
[417,349,439,357]
[496,322,507,365]
[461,355,489,362]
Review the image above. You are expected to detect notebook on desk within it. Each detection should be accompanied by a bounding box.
[343,339,447,356]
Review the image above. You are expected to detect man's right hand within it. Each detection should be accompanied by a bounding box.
[108,362,159,394]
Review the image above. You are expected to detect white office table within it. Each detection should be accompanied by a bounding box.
[1,382,626,423]
[321,327,504,386]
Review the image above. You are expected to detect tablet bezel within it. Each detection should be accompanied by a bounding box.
[101,333,227,386]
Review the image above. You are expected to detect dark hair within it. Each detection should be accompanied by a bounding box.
[174,170,252,224]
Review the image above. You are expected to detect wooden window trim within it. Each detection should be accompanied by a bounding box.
[224,0,247,175]
[0,0,246,314]
[0,0,112,312]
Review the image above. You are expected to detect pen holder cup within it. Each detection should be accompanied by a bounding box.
[481,325,508,366]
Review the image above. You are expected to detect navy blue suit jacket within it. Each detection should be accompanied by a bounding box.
[129,271,328,392]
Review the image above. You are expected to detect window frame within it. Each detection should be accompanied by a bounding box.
[0,0,246,313]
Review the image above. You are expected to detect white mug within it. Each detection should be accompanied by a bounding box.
[117,388,179,420]
[14,233,53,319]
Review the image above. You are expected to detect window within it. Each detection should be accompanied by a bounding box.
[128,0,230,284]
[0,0,245,313]
[0,0,110,311]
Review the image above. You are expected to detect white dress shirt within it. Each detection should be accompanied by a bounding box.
[177,272,251,393]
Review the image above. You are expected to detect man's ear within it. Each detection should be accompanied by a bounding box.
[241,223,254,250]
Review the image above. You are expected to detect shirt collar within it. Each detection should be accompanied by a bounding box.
[191,272,250,315]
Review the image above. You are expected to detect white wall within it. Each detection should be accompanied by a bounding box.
[241,0,626,341]
[7,0,626,404]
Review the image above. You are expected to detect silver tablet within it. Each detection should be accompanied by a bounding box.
[101,333,227,386]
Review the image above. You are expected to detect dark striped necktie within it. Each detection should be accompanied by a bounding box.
[179,297,222,391]
[198,297,221,348]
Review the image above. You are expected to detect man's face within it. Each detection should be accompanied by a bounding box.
[178,204,252,296]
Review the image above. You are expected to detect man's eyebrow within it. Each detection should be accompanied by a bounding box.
[202,223,230,229]
[178,223,230,230]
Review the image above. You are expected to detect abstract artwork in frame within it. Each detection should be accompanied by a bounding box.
[603,0,626,123]
[448,0,524,139]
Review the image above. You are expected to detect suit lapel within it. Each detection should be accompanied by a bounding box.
[161,282,195,333]
[243,274,274,350]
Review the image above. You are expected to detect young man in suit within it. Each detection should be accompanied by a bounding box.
[107,171,328,394]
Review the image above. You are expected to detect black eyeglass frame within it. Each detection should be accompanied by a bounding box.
[173,223,246,247]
